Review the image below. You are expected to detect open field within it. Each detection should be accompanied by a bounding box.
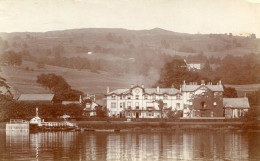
[0,61,140,99]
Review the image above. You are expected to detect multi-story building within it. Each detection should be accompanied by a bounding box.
[106,80,250,119]
[106,84,183,118]
[181,80,224,117]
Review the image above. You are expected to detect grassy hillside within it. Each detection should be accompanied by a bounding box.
[1,28,259,59]
[0,61,145,99]
[0,28,260,98]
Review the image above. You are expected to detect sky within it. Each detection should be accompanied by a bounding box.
[0,0,260,37]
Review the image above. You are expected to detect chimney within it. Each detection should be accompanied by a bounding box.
[107,86,109,93]
[183,80,186,87]
[201,80,205,85]
[79,95,82,104]
[157,86,160,92]
[219,80,223,89]
[189,82,192,85]
[131,84,134,88]
[141,84,144,88]
[171,84,174,88]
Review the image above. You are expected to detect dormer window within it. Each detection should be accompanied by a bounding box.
[176,94,181,100]
[127,95,131,99]
[135,95,139,100]
[144,95,148,100]
[153,95,156,100]
[112,95,116,100]
[163,95,168,100]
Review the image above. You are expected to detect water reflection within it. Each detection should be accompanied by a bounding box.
[0,130,259,160]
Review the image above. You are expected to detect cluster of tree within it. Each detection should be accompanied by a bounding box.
[158,53,260,88]
[36,73,83,102]
[0,95,84,122]
[0,51,22,66]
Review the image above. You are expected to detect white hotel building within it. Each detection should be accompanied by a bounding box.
[105,81,250,119]
[106,84,183,118]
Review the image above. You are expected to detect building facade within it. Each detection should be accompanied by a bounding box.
[181,80,224,117]
[106,84,183,118]
[106,80,250,119]
[223,97,250,118]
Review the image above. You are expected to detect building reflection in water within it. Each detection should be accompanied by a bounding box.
[2,130,259,160]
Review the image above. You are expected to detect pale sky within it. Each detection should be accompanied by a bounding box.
[0,0,260,37]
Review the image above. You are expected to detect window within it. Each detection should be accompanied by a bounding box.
[163,103,167,108]
[127,95,131,99]
[144,95,148,100]
[163,95,168,100]
[111,102,116,108]
[176,94,181,100]
[214,92,218,98]
[120,102,123,108]
[112,95,116,100]
[123,102,125,108]
[176,103,180,109]
[153,95,156,100]
[135,102,139,109]
[135,95,139,100]
[127,102,131,109]
[149,112,154,116]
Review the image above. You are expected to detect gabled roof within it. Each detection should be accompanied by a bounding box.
[18,94,54,101]
[223,97,250,108]
[182,85,223,92]
[107,87,180,96]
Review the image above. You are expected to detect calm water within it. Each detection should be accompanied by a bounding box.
[0,130,259,161]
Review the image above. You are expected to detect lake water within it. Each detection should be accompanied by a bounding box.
[0,130,259,161]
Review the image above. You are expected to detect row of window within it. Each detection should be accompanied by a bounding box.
[111,102,181,109]
[111,95,181,100]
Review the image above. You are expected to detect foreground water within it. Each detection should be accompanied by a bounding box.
[0,130,259,161]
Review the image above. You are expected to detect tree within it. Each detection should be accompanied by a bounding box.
[95,105,108,117]
[36,73,83,101]
[223,86,237,98]
[158,59,204,89]
[0,51,22,66]
[157,99,164,118]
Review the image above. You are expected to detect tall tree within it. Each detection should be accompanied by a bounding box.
[36,73,83,101]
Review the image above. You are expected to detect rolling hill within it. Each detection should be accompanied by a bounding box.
[0,28,260,98]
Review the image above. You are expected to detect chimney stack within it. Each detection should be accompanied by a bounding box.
[157,86,160,92]
[183,80,186,87]
[201,80,205,85]
[141,84,144,88]
[171,84,174,88]
[131,84,134,88]
[107,86,109,93]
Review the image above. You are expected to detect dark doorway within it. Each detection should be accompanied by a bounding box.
[136,112,139,118]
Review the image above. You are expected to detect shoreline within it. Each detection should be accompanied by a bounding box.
[1,121,259,132]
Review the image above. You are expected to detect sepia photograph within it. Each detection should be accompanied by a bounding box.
[0,0,260,160]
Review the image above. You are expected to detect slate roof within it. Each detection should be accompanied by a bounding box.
[181,85,223,92]
[107,88,180,95]
[223,97,250,108]
[18,94,55,101]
